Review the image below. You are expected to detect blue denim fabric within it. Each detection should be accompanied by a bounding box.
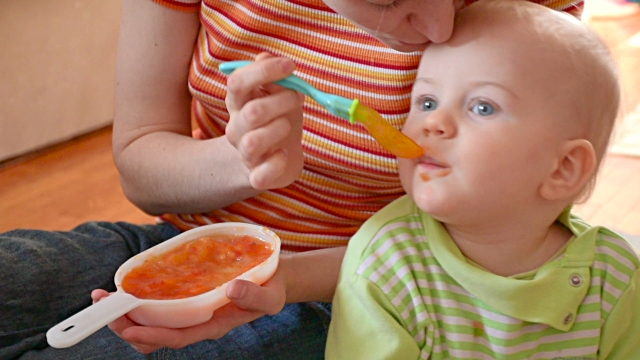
[0,222,331,360]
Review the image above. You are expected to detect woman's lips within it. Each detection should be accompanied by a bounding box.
[398,40,429,47]
[384,39,430,52]
[397,41,429,52]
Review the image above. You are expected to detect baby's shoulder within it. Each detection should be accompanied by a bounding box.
[593,229,640,271]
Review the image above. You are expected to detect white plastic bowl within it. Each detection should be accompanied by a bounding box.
[46,223,281,349]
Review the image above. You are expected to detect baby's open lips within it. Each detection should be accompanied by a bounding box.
[417,155,448,170]
[415,154,452,180]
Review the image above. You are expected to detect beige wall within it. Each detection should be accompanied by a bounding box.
[584,0,640,156]
[585,0,640,115]
[0,0,122,162]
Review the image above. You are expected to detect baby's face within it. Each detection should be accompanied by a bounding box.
[398,20,574,224]
[322,0,459,52]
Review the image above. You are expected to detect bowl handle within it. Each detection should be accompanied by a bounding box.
[46,292,141,348]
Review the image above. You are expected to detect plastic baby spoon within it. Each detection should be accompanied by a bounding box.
[219,61,424,159]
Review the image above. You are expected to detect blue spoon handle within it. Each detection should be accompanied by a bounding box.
[218,61,352,120]
[218,61,318,97]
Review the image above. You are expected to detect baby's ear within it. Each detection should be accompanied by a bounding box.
[539,139,596,201]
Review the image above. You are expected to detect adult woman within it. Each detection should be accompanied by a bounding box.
[1,0,582,358]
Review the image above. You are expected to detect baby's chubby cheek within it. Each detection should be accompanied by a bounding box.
[397,158,416,195]
[397,157,450,213]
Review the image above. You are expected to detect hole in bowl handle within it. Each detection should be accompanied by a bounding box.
[46,292,140,348]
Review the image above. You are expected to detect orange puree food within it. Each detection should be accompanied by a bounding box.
[122,234,274,300]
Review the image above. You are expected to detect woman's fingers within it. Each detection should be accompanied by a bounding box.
[224,57,296,113]
[248,148,290,189]
[226,90,301,160]
[223,53,305,190]
[120,325,195,352]
[117,298,278,351]
[90,289,110,303]
[225,278,286,316]
[91,289,161,353]
[225,86,305,189]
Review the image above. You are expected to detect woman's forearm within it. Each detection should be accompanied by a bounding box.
[112,0,261,215]
[114,132,260,215]
[281,246,347,303]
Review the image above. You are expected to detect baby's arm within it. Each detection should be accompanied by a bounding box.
[327,269,421,359]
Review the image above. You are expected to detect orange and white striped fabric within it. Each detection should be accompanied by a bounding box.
[152,0,583,252]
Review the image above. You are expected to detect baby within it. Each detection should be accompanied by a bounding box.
[326,0,640,359]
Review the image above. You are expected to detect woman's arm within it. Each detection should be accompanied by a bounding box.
[113,0,304,215]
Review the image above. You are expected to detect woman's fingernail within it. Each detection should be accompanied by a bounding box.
[227,281,246,300]
[280,59,295,73]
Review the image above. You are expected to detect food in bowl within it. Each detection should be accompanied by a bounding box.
[122,234,274,300]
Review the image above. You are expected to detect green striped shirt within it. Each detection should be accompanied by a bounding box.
[327,195,640,359]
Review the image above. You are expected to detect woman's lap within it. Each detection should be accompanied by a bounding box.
[17,301,330,360]
[0,221,177,359]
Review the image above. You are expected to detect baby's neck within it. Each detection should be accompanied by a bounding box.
[445,221,573,277]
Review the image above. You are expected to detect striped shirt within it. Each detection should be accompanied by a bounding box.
[327,196,640,359]
[152,0,584,252]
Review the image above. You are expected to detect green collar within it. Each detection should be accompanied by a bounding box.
[423,206,597,331]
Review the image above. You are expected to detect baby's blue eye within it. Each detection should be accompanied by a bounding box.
[419,98,438,111]
[472,102,495,116]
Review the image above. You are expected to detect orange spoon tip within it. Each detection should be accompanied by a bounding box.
[349,100,424,159]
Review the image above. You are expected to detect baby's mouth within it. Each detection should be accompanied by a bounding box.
[418,155,447,170]
[417,155,451,180]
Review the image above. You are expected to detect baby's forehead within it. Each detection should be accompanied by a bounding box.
[422,23,551,71]
[449,0,581,43]
[429,3,588,72]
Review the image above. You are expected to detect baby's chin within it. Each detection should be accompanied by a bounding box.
[412,187,458,222]
[413,191,438,214]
